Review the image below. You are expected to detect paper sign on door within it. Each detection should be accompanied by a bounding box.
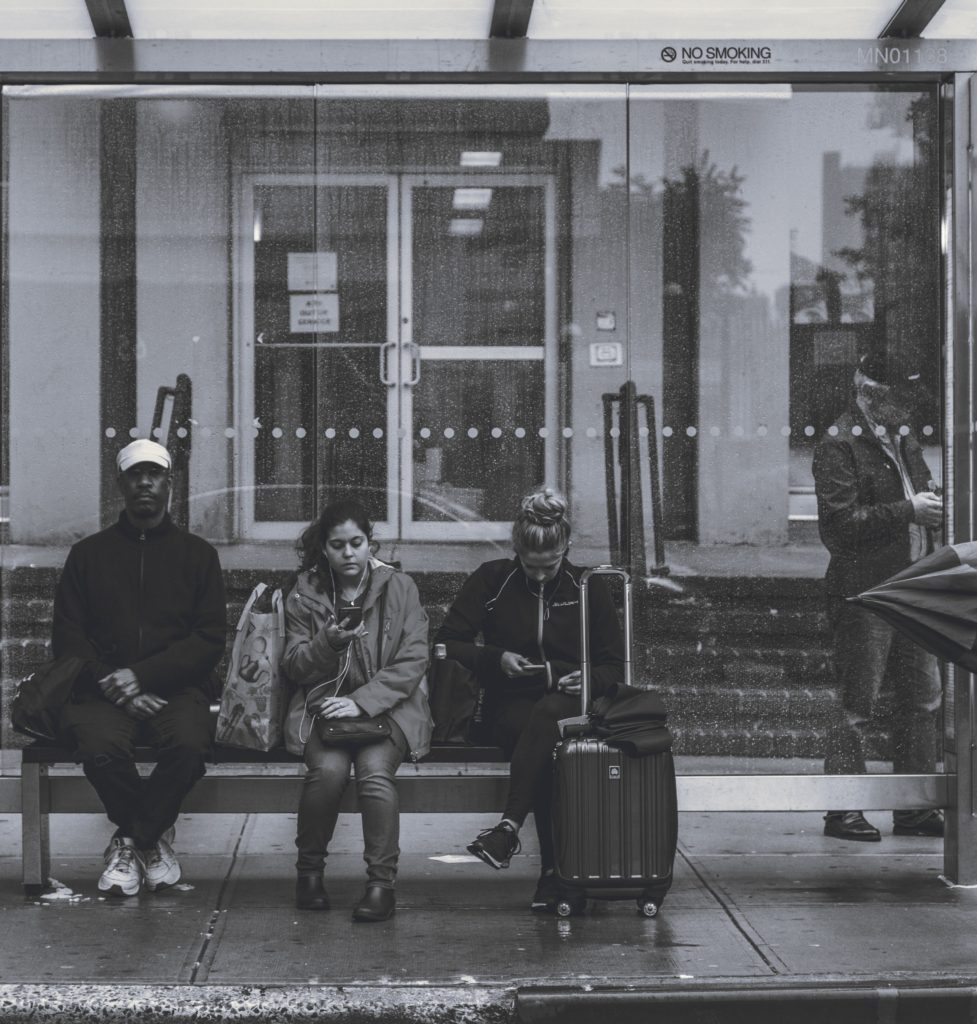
[287,252,338,293]
[290,293,340,333]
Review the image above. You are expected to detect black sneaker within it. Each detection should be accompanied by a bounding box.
[467,821,521,869]
[530,871,564,913]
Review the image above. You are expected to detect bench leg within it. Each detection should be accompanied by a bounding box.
[22,762,50,898]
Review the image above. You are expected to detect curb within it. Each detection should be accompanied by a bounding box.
[517,981,977,1023]
[0,985,517,1024]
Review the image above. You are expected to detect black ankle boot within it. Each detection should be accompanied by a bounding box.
[352,884,395,922]
[295,873,330,911]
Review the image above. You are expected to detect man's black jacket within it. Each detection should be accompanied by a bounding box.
[52,512,227,698]
[434,557,624,698]
[813,406,935,599]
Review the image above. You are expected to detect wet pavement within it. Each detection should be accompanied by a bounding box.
[0,797,975,1023]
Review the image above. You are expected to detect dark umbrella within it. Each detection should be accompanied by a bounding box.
[848,541,977,671]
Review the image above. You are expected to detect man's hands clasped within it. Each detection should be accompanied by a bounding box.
[98,668,167,719]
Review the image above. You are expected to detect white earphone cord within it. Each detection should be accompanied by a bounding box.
[299,645,352,746]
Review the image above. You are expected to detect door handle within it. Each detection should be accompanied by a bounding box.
[379,342,396,386]
[405,343,421,386]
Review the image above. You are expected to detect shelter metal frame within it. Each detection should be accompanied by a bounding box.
[0,37,974,883]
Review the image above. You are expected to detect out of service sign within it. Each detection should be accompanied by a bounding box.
[290,293,339,333]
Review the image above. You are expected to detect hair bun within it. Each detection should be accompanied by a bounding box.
[521,487,567,527]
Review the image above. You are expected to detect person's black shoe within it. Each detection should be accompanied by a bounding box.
[823,811,881,842]
[530,870,564,913]
[352,885,395,922]
[893,810,944,837]
[467,821,521,869]
[295,873,330,911]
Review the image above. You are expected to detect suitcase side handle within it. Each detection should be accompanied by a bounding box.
[579,564,632,715]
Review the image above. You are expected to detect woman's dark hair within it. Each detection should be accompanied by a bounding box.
[296,498,374,591]
[512,487,571,554]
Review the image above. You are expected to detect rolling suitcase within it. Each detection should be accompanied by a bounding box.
[551,566,678,917]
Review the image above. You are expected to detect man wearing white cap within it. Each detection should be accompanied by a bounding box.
[52,439,227,896]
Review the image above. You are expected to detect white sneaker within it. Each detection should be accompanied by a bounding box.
[99,837,144,896]
[142,826,180,891]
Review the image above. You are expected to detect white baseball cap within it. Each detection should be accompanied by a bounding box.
[116,439,171,473]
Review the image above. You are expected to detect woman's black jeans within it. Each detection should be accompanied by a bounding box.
[490,691,579,872]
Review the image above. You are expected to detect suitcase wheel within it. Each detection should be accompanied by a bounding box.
[638,898,660,918]
[555,896,586,918]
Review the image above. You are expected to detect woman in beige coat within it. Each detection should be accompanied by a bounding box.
[283,499,432,921]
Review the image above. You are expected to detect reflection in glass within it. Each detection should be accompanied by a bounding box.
[410,184,547,522]
[1,83,945,779]
[627,84,941,775]
[252,183,389,523]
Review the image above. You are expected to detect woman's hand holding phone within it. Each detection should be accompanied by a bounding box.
[556,670,581,696]
[501,652,546,678]
[322,610,367,650]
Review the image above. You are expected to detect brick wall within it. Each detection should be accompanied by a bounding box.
[2,566,894,761]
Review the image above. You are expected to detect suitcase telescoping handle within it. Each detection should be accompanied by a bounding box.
[579,564,632,714]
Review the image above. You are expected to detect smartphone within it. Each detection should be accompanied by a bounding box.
[337,604,363,630]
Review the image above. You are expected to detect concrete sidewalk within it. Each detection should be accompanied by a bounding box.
[0,803,975,1023]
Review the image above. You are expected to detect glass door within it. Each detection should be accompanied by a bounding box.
[239,175,399,539]
[399,175,557,540]
[240,172,555,541]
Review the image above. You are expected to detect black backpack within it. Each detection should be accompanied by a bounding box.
[10,655,87,742]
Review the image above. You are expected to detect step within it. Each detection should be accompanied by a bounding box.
[659,684,838,729]
[648,606,828,640]
[671,725,889,761]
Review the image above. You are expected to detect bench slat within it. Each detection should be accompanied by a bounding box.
[21,743,508,765]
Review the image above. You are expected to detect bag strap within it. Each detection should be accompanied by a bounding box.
[271,588,286,639]
[235,582,267,632]
[299,646,352,746]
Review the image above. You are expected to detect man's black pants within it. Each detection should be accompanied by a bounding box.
[58,689,211,851]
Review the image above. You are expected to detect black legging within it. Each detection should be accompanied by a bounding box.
[489,691,579,872]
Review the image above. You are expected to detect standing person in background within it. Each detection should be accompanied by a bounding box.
[814,352,944,841]
[282,499,432,921]
[435,487,624,912]
[53,439,227,896]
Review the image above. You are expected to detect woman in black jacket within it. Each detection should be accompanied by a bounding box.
[435,488,624,911]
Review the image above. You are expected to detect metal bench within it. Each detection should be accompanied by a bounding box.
[17,744,948,896]
[19,741,510,896]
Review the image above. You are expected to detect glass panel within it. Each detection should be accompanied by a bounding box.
[0,0,94,38]
[253,183,315,522]
[312,85,630,547]
[3,80,944,791]
[629,84,942,774]
[0,86,317,762]
[411,185,546,347]
[411,361,545,523]
[125,0,495,39]
[253,182,390,522]
[529,2,887,39]
[409,182,547,523]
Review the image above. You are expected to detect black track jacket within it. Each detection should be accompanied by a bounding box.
[52,512,227,698]
[435,557,625,699]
